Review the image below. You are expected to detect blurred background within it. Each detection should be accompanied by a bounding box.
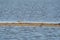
[0,0,60,40]
[0,0,60,22]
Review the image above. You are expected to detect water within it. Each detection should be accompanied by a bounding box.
[0,0,60,22]
[0,0,60,40]
[0,26,60,40]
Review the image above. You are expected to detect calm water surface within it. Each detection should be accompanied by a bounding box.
[0,26,60,40]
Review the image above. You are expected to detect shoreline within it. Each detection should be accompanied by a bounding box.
[0,22,59,27]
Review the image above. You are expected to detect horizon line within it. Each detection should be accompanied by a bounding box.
[0,21,59,24]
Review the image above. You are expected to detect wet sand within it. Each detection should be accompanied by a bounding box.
[0,23,60,27]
